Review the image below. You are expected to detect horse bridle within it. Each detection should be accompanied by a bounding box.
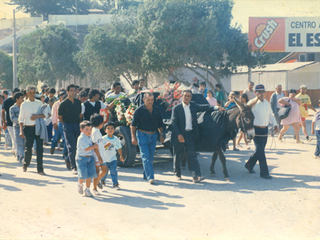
[237,106,253,133]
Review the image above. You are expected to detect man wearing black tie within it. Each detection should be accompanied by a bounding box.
[171,90,225,183]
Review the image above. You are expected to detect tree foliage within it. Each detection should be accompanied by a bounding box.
[138,0,251,91]
[18,24,82,87]
[0,51,13,89]
[77,9,148,86]
[7,0,92,20]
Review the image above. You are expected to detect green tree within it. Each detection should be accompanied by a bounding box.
[77,9,148,86]
[139,0,264,93]
[7,0,92,21]
[18,24,82,87]
[0,51,13,89]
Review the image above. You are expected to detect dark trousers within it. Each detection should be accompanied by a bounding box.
[173,131,201,178]
[246,127,269,177]
[47,122,53,142]
[315,130,320,156]
[23,126,44,172]
[63,123,80,170]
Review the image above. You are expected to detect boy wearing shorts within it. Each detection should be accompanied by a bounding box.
[100,122,124,190]
[90,114,108,196]
[311,100,320,159]
[76,121,98,197]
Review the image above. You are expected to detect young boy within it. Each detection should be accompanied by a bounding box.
[100,121,124,190]
[76,121,98,197]
[311,100,320,159]
[90,114,108,196]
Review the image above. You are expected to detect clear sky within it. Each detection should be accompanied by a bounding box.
[232,0,320,33]
[0,0,319,33]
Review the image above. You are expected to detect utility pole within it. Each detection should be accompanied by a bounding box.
[76,0,78,36]
[13,9,18,89]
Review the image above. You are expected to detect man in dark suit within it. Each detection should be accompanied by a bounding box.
[171,90,225,183]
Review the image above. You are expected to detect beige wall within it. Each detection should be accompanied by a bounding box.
[0,17,43,30]
[231,71,287,92]
[48,14,113,26]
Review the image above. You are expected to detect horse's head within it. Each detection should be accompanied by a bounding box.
[234,98,255,140]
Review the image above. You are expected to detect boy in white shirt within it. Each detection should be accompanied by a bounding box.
[100,121,124,190]
[90,114,108,196]
[76,121,98,197]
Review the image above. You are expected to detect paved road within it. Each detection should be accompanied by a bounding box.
[1,129,320,239]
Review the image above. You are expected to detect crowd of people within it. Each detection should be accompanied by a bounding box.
[0,78,319,196]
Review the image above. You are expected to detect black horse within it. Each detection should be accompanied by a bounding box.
[208,99,256,180]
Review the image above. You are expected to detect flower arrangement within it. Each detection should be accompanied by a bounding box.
[115,102,127,125]
[100,109,110,124]
[125,103,137,126]
[157,82,183,111]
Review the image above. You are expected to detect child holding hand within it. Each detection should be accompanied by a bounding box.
[100,121,124,190]
[76,121,98,197]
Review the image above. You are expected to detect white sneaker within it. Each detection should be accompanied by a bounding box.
[114,184,120,190]
[78,183,83,195]
[314,155,319,159]
[84,188,93,197]
[92,189,100,196]
[148,179,155,184]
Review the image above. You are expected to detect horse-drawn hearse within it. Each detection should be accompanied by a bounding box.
[106,83,255,180]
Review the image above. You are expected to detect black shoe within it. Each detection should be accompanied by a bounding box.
[193,176,205,183]
[22,166,27,172]
[261,175,272,179]
[245,164,255,173]
[65,159,71,170]
[50,148,55,155]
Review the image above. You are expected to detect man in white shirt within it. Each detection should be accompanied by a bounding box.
[19,85,50,175]
[105,82,126,100]
[171,90,225,183]
[270,84,286,129]
[243,81,256,100]
[245,84,278,179]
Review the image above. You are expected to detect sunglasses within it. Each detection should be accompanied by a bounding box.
[257,90,265,93]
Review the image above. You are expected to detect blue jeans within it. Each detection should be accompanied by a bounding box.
[13,126,24,158]
[63,123,80,170]
[136,130,157,180]
[315,130,320,156]
[5,128,12,147]
[47,122,53,142]
[246,127,269,177]
[51,122,67,156]
[101,160,119,186]
[76,155,97,180]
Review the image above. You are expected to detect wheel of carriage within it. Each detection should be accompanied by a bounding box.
[114,126,137,167]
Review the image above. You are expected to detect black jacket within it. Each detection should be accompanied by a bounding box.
[170,101,215,145]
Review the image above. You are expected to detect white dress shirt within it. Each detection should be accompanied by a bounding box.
[248,98,277,127]
[182,102,192,130]
[18,99,49,126]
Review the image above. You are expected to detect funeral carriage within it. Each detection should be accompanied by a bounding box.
[105,82,255,180]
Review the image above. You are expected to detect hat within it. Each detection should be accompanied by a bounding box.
[255,84,265,91]
[289,89,297,94]
[300,85,307,89]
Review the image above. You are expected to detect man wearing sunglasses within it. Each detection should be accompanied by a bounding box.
[245,84,278,179]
